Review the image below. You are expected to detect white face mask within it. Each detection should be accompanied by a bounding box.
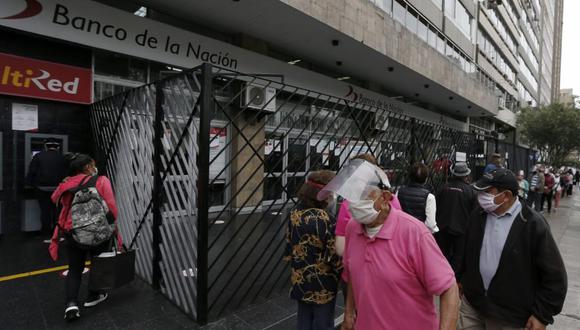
[478,191,505,213]
[349,199,380,225]
[93,167,99,176]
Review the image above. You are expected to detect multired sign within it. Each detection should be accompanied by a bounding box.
[0,52,91,104]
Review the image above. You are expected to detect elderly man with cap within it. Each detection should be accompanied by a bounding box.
[483,153,502,174]
[434,162,477,273]
[319,159,459,330]
[457,169,567,330]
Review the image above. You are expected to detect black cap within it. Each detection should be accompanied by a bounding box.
[44,138,60,147]
[473,168,518,192]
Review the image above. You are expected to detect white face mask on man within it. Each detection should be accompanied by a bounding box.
[477,191,506,213]
[349,198,380,225]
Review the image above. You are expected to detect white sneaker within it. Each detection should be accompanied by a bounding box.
[64,305,80,321]
[84,293,108,307]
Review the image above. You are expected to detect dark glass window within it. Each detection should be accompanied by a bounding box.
[94,50,147,82]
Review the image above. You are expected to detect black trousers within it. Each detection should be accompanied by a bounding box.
[435,230,465,273]
[541,191,553,212]
[65,238,110,305]
[528,191,542,211]
[297,300,336,330]
[35,189,56,235]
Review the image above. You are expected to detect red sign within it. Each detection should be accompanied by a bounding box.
[0,52,92,104]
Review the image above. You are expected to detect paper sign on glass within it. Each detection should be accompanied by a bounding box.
[12,103,38,131]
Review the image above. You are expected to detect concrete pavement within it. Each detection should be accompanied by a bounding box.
[549,189,580,329]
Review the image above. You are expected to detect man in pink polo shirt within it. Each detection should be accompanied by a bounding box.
[318,159,459,329]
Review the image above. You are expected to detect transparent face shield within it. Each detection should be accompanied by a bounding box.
[317,159,390,202]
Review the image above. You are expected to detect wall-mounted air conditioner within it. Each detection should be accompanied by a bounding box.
[484,0,503,9]
[242,83,277,113]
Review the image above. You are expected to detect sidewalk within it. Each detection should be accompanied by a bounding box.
[550,190,580,329]
[1,191,579,329]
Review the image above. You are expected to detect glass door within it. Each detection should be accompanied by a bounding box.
[286,136,308,201]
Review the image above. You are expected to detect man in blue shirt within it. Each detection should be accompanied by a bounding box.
[457,169,567,330]
[483,153,502,174]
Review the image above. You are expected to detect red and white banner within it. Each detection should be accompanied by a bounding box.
[0,52,92,104]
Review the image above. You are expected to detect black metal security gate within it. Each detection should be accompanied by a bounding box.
[90,64,479,323]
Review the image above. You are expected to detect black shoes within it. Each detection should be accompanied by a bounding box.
[64,293,108,321]
[84,293,108,308]
[64,303,80,321]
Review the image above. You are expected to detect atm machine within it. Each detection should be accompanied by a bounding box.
[21,133,68,232]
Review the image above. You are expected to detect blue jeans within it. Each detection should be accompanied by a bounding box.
[297,300,336,330]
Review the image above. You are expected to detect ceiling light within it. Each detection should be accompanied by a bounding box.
[424,84,430,89]
[332,39,340,46]
[449,96,454,100]
[288,59,301,65]
[387,67,394,72]
[337,76,351,81]
[134,6,147,17]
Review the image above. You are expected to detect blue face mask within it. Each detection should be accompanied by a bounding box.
[478,191,506,213]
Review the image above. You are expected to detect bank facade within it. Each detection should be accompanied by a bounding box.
[0,0,562,321]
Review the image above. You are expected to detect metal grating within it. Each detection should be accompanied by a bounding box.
[91,64,483,323]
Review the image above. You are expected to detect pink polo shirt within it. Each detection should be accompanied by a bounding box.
[342,208,455,330]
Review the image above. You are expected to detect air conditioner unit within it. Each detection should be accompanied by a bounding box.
[242,83,276,113]
[484,0,502,9]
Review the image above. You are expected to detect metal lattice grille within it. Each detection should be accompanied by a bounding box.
[90,64,480,322]
[203,67,478,318]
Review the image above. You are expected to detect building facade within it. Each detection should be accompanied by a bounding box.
[560,88,576,108]
[552,0,565,103]
[0,0,563,235]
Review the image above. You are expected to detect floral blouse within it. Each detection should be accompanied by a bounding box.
[284,205,342,304]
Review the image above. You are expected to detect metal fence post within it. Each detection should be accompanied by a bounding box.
[152,81,165,290]
[197,63,213,324]
[410,118,417,165]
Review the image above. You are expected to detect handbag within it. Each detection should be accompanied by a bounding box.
[88,239,136,291]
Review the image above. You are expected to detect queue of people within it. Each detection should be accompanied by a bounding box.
[527,165,577,214]
[285,154,568,330]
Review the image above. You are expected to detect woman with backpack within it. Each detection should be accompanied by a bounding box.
[49,154,121,321]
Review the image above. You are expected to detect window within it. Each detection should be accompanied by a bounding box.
[437,34,446,54]
[477,29,516,84]
[445,0,472,39]
[444,0,455,16]
[428,28,437,48]
[455,3,471,37]
[394,1,405,24]
[405,10,418,33]
[418,18,428,42]
[288,138,308,172]
[94,50,147,82]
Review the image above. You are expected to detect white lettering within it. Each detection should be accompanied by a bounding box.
[30,70,50,90]
[47,79,62,92]
[63,78,79,94]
